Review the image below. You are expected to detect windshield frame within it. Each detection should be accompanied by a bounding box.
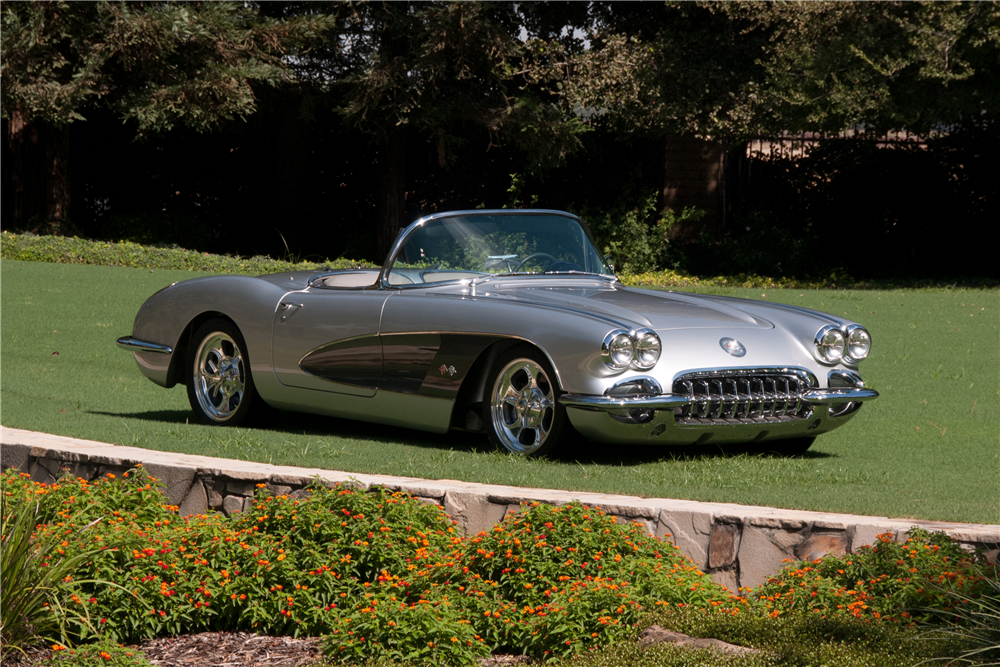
[377,209,615,290]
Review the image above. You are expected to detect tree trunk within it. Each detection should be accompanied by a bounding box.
[45,122,71,229]
[4,111,73,234]
[5,110,46,229]
[375,126,407,261]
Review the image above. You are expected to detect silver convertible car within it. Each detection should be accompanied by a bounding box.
[118,209,878,457]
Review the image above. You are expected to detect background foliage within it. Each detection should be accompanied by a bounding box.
[2,1,997,280]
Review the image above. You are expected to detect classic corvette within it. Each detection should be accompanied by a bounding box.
[118,209,878,456]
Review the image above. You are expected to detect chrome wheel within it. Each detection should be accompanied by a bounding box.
[192,332,245,422]
[490,358,556,454]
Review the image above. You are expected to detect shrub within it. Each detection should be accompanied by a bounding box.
[4,468,993,666]
[753,529,998,624]
[584,191,703,275]
[98,210,211,252]
[460,502,731,657]
[917,563,1000,664]
[0,231,375,275]
[41,638,153,667]
[1,477,117,659]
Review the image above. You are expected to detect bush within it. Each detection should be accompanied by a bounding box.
[0,231,375,275]
[584,190,703,275]
[752,529,999,624]
[1,469,730,664]
[1,477,114,660]
[457,502,732,658]
[3,468,994,666]
[98,210,211,253]
[42,638,153,667]
[917,563,1000,664]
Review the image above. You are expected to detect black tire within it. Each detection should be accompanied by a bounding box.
[760,437,815,457]
[185,318,267,427]
[483,345,570,457]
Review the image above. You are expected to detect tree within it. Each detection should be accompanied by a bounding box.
[328,2,590,259]
[551,1,1000,142]
[1,1,332,232]
[731,1,1000,136]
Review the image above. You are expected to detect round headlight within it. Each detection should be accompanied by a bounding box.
[602,330,634,370]
[633,330,661,369]
[815,325,846,363]
[846,325,871,361]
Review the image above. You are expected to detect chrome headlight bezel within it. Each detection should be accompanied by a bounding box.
[602,330,635,370]
[603,328,661,371]
[844,324,872,363]
[814,325,846,364]
[632,328,661,370]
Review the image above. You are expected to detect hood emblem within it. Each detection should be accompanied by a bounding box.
[439,364,457,377]
[720,338,746,357]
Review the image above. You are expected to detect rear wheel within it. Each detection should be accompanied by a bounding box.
[484,345,569,457]
[186,319,267,426]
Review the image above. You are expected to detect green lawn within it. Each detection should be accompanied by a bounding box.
[1,259,997,524]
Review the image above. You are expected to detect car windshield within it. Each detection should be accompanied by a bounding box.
[385,212,610,286]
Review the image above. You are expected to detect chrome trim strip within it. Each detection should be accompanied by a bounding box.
[116,336,172,354]
[559,393,690,411]
[802,388,879,404]
[606,376,663,395]
[828,369,864,387]
[673,366,819,388]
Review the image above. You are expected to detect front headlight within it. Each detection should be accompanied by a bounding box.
[815,325,846,363]
[845,325,871,361]
[603,329,661,371]
[633,329,661,370]
[603,330,633,370]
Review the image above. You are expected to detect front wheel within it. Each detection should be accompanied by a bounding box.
[484,345,570,457]
[186,319,267,426]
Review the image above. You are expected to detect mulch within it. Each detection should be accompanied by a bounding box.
[138,632,324,666]
[6,632,536,666]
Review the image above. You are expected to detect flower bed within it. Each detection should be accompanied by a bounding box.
[2,467,996,665]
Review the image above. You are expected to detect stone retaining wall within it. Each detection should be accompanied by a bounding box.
[3,428,997,590]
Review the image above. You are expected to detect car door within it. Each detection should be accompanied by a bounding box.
[271,288,390,397]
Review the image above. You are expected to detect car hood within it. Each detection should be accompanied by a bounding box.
[461,280,774,331]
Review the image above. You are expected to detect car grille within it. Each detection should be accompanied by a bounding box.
[672,369,814,424]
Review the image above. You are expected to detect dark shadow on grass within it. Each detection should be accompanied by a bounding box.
[90,408,834,464]
[88,408,488,453]
[544,438,835,466]
[89,409,195,424]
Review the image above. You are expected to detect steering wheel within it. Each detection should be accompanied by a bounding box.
[512,252,557,273]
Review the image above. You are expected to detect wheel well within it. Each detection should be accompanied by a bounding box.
[165,311,233,387]
[450,338,558,432]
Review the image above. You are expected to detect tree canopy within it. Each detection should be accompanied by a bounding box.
[546,1,1000,142]
[1,1,332,133]
[1,1,996,278]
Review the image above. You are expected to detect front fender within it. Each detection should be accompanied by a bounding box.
[127,275,288,388]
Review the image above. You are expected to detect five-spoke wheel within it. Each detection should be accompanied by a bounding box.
[186,319,266,426]
[485,346,569,456]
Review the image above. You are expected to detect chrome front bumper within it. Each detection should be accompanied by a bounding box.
[116,336,173,354]
[559,387,878,445]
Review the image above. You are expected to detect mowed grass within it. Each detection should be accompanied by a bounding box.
[1,259,997,524]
